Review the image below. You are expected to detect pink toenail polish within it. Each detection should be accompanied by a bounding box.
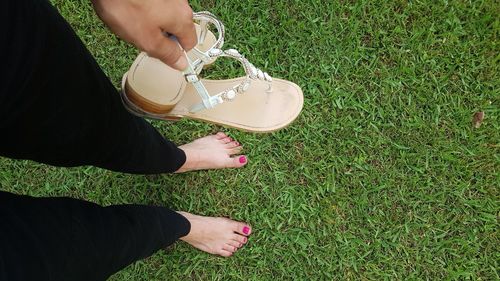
[239,156,247,164]
[243,226,250,234]
[243,237,247,243]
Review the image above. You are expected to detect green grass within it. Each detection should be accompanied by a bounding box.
[1,0,499,279]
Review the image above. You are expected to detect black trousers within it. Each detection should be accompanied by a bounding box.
[0,0,192,280]
[0,0,186,174]
[0,191,191,281]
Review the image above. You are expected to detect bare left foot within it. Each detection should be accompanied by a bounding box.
[178,211,251,257]
[176,132,247,173]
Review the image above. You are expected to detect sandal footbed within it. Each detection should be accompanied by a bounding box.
[124,65,303,132]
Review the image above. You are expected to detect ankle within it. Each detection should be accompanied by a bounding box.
[177,148,201,172]
[177,211,192,239]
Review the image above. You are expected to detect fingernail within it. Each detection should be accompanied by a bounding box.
[243,226,250,234]
[173,55,188,71]
[239,156,247,164]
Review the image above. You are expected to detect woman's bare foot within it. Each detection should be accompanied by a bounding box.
[178,211,251,257]
[176,132,247,173]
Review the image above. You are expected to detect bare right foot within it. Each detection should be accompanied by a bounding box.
[176,132,247,173]
[177,211,252,257]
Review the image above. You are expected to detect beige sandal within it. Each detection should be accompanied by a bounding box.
[121,12,303,133]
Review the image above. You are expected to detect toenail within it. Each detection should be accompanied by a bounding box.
[243,237,247,243]
[239,156,247,164]
[243,226,250,234]
[235,142,239,146]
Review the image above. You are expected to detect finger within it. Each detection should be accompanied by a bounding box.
[161,5,197,51]
[145,32,187,70]
[175,21,197,51]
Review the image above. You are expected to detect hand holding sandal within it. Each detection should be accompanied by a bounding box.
[121,12,303,133]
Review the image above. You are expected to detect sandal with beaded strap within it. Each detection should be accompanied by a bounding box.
[121,11,303,133]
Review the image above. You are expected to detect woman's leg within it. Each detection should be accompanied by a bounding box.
[0,191,252,281]
[0,0,247,174]
[0,190,190,281]
[0,0,184,173]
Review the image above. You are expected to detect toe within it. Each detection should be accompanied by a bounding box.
[232,234,248,244]
[218,249,233,257]
[216,132,227,139]
[229,155,247,167]
[228,147,243,156]
[233,222,252,236]
[227,240,240,248]
[222,155,247,168]
[223,244,237,253]
[220,137,232,144]
[225,141,240,149]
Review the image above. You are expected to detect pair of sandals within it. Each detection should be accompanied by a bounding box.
[121,12,303,133]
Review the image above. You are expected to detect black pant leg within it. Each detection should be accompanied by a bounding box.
[0,191,190,281]
[0,0,186,174]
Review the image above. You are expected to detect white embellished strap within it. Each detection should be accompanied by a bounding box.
[189,11,226,73]
[185,47,273,113]
[182,68,221,113]
[183,60,223,111]
[193,11,225,49]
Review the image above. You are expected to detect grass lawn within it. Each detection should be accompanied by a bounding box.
[1,0,498,279]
